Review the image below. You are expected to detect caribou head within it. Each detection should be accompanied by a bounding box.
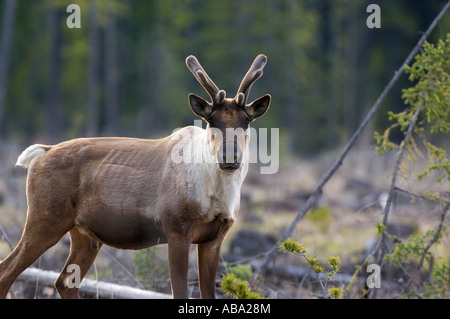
[186,54,271,172]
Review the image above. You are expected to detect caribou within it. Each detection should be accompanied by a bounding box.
[0,54,271,299]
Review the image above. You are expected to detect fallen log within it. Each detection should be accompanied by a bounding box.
[15,267,172,299]
[248,259,401,290]
[249,259,362,285]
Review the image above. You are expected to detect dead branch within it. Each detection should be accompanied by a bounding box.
[372,82,433,268]
[418,201,450,269]
[0,224,14,250]
[382,85,433,224]
[364,82,432,298]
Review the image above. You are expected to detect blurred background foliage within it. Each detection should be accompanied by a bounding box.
[0,0,448,155]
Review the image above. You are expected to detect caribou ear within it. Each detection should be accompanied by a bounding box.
[189,93,213,119]
[246,94,271,121]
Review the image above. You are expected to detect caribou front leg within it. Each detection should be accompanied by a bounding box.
[197,218,233,299]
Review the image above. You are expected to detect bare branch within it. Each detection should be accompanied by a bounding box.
[398,200,450,295]
[418,201,449,269]
[373,82,433,266]
[0,224,13,251]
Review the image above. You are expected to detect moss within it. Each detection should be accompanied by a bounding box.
[227,264,253,282]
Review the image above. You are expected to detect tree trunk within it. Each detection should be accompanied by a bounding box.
[104,10,119,136]
[284,1,301,153]
[86,1,100,137]
[343,1,359,138]
[46,4,64,142]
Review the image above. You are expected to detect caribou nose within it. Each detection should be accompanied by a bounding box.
[222,142,243,163]
[222,151,239,164]
[219,161,240,171]
[219,143,242,171]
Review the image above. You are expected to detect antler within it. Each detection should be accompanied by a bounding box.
[186,55,226,105]
[235,54,267,106]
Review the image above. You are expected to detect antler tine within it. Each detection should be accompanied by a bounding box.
[236,54,267,106]
[186,55,226,105]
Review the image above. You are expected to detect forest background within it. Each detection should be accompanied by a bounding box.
[0,0,449,299]
[0,0,448,153]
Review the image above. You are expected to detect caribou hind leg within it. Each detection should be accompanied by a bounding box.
[55,227,102,299]
[0,208,71,298]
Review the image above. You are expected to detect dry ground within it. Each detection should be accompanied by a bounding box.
[0,141,448,298]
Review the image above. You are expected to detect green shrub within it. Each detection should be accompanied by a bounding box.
[278,238,343,299]
[220,273,265,299]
